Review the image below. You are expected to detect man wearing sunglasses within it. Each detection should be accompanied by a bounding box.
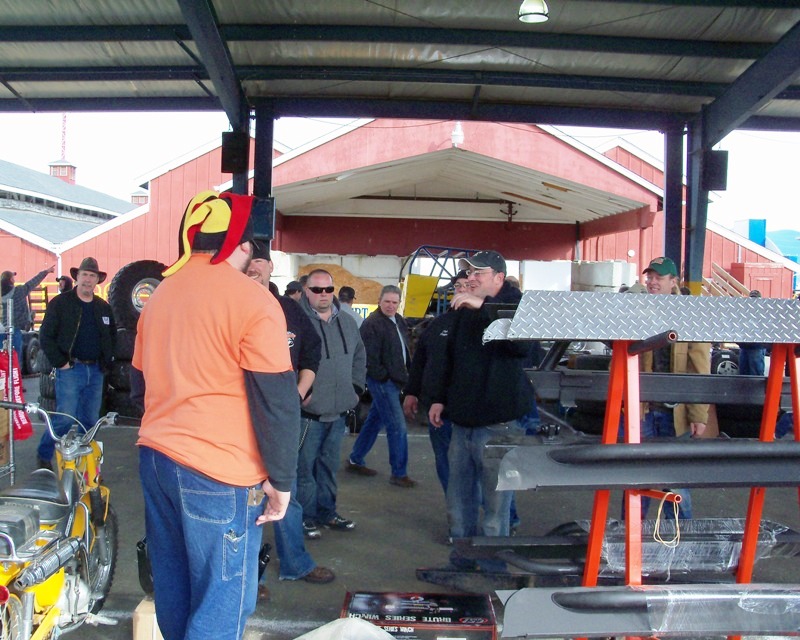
[297,269,366,539]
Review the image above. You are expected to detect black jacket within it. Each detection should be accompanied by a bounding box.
[40,289,116,371]
[360,308,410,386]
[434,282,533,427]
[276,294,322,375]
[404,311,456,407]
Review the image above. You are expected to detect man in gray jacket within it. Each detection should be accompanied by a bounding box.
[298,269,367,539]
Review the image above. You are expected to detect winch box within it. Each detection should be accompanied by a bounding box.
[342,592,496,640]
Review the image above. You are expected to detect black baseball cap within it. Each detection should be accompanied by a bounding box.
[450,269,468,284]
[285,281,303,294]
[251,239,271,261]
[458,250,507,275]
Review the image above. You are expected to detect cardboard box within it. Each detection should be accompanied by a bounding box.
[342,592,496,640]
[133,597,164,640]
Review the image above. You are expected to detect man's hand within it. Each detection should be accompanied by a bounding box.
[46,264,56,274]
[689,422,707,437]
[403,394,418,419]
[429,402,445,428]
[450,292,483,311]
[255,479,291,525]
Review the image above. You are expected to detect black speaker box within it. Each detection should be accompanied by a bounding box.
[221,131,250,174]
[701,149,728,191]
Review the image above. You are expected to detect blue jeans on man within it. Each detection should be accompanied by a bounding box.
[139,447,263,640]
[739,345,766,376]
[428,418,452,494]
[447,421,523,539]
[619,409,693,520]
[37,362,104,461]
[272,478,316,580]
[297,415,347,524]
[349,378,409,478]
[7,330,23,365]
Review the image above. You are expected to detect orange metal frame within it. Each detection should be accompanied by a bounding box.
[580,340,799,640]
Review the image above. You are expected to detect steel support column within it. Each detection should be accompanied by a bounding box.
[663,127,684,267]
[684,121,708,291]
[253,105,274,199]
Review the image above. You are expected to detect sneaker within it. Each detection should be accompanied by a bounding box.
[324,514,355,531]
[301,566,335,584]
[302,520,322,539]
[36,457,53,471]
[389,475,417,488]
[346,459,378,476]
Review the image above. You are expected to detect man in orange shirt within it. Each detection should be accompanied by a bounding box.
[132,191,299,640]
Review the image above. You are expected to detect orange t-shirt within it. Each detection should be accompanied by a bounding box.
[134,255,292,486]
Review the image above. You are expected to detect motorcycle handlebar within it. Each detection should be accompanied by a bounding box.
[0,402,118,442]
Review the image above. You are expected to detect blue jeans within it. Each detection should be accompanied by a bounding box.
[619,409,693,520]
[739,346,766,376]
[447,421,523,539]
[272,479,315,580]
[139,447,263,640]
[349,378,408,478]
[8,331,23,365]
[297,415,346,523]
[776,412,794,439]
[428,418,452,495]
[37,362,104,461]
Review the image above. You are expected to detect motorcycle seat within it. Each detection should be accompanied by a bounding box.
[0,469,73,523]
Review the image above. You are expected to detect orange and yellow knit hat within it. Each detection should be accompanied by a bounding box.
[163,190,255,277]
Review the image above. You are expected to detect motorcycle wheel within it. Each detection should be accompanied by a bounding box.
[0,593,23,639]
[87,503,119,614]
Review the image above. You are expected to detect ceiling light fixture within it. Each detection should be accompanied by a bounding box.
[518,0,549,24]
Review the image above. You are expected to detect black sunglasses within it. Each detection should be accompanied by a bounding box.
[308,286,335,294]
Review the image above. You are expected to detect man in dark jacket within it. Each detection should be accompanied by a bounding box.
[246,242,334,587]
[299,269,366,536]
[38,257,116,469]
[429,250,532,540]
[403,270,470,495]
[348,284,416,487]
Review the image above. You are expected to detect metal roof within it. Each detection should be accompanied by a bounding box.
[0,158,138,217]
[1,1,799,146]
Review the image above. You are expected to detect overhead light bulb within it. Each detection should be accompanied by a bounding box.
[451,121,465,148]
[519,0,549,23]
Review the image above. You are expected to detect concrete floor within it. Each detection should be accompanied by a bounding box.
[8,376,800,640]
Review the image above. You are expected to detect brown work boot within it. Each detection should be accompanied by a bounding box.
[301,566,335,584]
[257,584,270,601]
[389,475,417,488]
[346,459,377,476]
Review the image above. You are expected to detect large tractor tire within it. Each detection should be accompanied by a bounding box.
[114,328,137,361]
[22,335,40,376]
[108,261,166,331]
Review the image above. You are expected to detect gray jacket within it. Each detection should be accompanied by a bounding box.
[300,296,367,422]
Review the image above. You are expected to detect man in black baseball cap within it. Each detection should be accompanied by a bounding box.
[429,248,533,553]
[458,250,506,275]
[285,281,303,301]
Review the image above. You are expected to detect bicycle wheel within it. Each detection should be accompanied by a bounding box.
[0,593,23,640]
[87,502,118,614]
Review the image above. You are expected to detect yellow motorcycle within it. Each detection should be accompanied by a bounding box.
[0,401,118,638]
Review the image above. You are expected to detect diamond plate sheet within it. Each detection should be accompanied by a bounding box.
[501,291,800,343]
